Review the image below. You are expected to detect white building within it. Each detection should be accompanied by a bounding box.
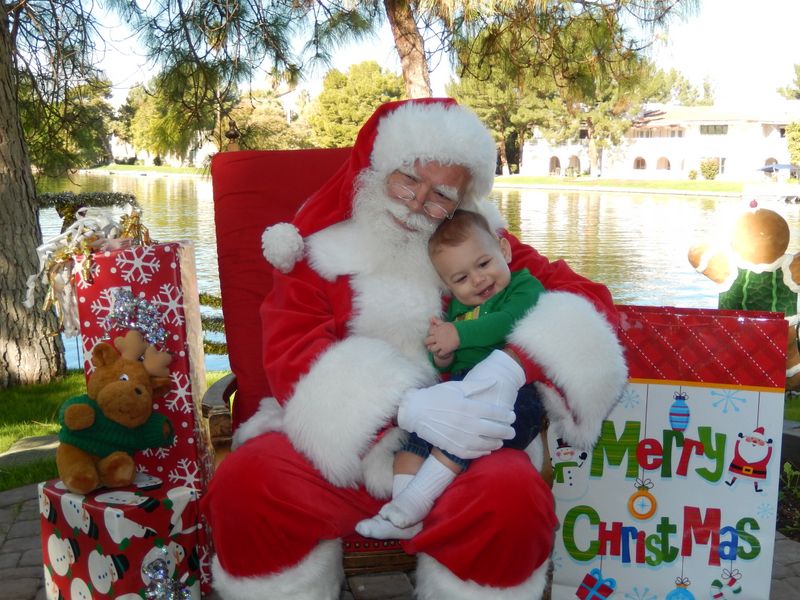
[519,100,800,181]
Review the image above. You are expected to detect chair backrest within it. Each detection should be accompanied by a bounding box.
[211,148,352,429]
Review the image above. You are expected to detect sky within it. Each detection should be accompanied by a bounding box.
[98,0,800,109]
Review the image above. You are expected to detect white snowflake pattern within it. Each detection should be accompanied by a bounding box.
[198,544,212,586]
[168,458,202,490]
[116,246,160,284]
[164,372,193,414]
[75,260,101,289]
[141,445,172,460]
[623,587,657,600]
[89,288,118,331]
[711,389,747,414]
[153,283,185,326]
[619,384,640,409]
[757,502,775,519]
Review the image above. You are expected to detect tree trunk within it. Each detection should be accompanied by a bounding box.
[0,8,65,387]
[498,141,509,175]
[383,0,432,98]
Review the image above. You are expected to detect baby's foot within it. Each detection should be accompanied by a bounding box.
[355,514,422,539]
[378,490,432,529]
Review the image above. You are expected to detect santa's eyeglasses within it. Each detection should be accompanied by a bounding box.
[387,181,460,220]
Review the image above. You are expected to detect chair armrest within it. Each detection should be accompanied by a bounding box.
[202,373,237,446]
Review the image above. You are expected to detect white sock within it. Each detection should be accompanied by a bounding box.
[379,456,457,528]
[355,473,420,539]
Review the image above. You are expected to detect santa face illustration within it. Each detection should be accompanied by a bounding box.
[726,426,773,492]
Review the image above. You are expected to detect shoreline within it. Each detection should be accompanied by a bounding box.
[82,167,746,198]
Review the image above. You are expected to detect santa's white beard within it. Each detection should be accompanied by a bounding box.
[351,169,442,283]
[737,440,769,464]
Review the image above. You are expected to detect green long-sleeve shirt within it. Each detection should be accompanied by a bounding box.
[436,268,544,373]
[58,394,175,458]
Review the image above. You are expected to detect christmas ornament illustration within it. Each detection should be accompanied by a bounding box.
[576,567,616,599]
[627,477,657,520]
[665,576,695,600]
[669,391,690,431]
[710,568,742,599]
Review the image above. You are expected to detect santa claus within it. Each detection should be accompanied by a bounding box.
[201,98,628,599]
[726,426,774,492]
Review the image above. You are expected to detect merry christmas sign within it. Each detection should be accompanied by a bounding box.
[549,305,787,600]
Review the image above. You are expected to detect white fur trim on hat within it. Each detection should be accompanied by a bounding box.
[262,222,304,273]
[371,102,497,205]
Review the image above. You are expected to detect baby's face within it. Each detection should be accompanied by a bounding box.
[432,226,512,306]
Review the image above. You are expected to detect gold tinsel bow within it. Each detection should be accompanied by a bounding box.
[24,207,154,336]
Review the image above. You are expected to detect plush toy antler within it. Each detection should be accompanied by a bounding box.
[114,330,149,361]
[112,329,172,377]
[144,345,172,377]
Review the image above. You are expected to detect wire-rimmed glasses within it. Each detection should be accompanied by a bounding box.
[387,181,459,220]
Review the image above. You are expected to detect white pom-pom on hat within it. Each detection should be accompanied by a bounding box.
[262,222,304,273]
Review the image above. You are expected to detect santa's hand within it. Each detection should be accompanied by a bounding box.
[462,349,526,410]
[397,380,516,460]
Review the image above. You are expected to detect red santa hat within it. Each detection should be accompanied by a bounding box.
[751,426,765,440]
[262,98,498,272]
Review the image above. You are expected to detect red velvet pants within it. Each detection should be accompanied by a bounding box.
[201,432,556,588]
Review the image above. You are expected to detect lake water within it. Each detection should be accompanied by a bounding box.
[37,172,800,370]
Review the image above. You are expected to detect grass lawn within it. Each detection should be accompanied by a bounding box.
[0,369,228,492]
[91,163,207,176]
[494,175,745,194]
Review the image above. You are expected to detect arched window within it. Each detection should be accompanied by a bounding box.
[549,156,561,175]
[634,157,647,170]
[656,157,670,170]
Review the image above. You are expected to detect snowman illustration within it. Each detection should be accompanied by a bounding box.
[46,534,80,577]
[725,426,773,492]
[551,438,589,501]
[88,548,129,595]
[61,492,98,538]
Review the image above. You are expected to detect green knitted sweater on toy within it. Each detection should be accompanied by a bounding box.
[58,394,174,457]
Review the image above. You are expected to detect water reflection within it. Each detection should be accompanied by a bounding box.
[38,173,800,368]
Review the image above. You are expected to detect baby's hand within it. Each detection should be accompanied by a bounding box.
[425,319,460,358]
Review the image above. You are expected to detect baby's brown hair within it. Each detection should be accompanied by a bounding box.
[428,209,497,256]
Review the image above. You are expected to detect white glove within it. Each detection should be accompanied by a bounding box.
[463,350,526,410]
[397,380,516,460]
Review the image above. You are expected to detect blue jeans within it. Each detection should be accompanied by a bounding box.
[401,379,545,470]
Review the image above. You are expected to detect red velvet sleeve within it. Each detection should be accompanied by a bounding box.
[259,261,349,403]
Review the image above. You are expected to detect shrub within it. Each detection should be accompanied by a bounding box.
[700,158,720,180]
[688,170,697,180]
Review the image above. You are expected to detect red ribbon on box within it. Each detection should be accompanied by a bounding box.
[576,567,616,600]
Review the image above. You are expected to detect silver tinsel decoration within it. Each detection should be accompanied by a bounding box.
[142,547,192,600]
[108,288,168,346]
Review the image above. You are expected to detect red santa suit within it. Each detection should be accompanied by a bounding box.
[202,98,628,600]
[727,426,773,481]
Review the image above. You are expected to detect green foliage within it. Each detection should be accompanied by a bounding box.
[18,76,115,175]
[787,123,800,166]
[688,169,698,180]
[779,461,800,538]
[307,62,405,148]
[229,90,311,150]
[700,158,720,180]
[778,65,800,100]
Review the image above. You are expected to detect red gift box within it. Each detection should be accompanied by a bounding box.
[576,567,616,599]
[73,242,215,490]
[39,476,212,598]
